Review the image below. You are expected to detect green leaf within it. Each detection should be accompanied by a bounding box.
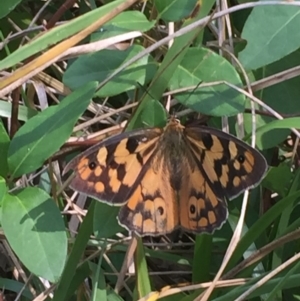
[192,234,212,282]
[239,6,300,70]
[0,120,9,177]
[135,238,151,298]
[154,0,199,22]
[66,263,91,300]
[2,187,67,282]
[107,287,125,301]
[138,99,167,128]
[255,49,300,116]
[255,117,300,149]
[0,100,37,121]
[0,278,33,299]
[53,202,95,301]
[169,47,245,116]
[8,82,97,178]
[91,11,155,41]
[263,164,294,197]
[63,45,157,97]
[0,176,7,210]
[90,263,107,301]
[0,0,22,19]
[94,202,124,238]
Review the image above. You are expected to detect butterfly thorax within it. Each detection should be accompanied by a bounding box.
[155,119,189,191]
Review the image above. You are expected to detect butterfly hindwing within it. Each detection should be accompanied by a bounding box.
[118,154,179,235]
[63,128,163,205]
[179,155,228,233]
[177,126,267,234]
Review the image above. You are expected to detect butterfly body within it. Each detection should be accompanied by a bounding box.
[64,117,267,236]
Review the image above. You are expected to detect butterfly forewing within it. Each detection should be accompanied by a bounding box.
[64,128,162,205]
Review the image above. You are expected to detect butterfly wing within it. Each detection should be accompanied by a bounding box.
[64,127,179,236]
[179,158,228,233]
[63,128,163,205]
[118,153,179,236]
[185,126,267,199]
[179,126,267,233]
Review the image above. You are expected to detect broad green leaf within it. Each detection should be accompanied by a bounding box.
[2,187,67,282]
[0,0,22,19]
[169,47,245,116]
[154,0,199,22]
[94,202,124,238]
[254,49,300,115]
[63,45,157,97]
[239,5,300,70]
[91,11,155,41]
[138,99,167,128]
[8,82,97,178]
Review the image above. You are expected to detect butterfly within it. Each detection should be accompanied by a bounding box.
[63,116,268,236]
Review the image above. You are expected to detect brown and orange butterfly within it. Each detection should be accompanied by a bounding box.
[63,117,267,236]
